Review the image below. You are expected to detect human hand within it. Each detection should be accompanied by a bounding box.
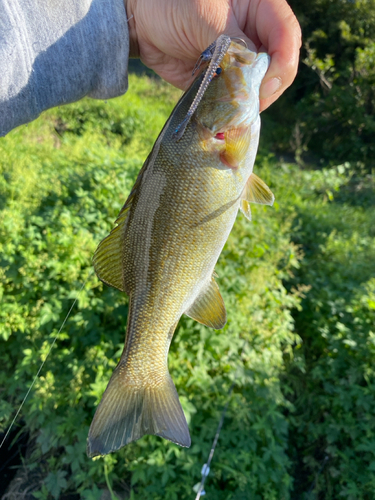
[125,0,301,112]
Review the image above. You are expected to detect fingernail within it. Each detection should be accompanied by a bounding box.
[260,77,282,100]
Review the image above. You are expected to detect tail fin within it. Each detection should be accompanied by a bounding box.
[87,368,191,457]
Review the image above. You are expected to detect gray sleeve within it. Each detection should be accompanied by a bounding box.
[0,0,129,136]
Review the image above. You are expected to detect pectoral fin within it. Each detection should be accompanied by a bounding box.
[185,278,226,330]
[242,173,275,206]
[220,127,251,169]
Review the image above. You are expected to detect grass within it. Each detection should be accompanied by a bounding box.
[1,72,374,499]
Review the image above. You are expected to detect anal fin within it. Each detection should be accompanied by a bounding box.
[185,278,227,329]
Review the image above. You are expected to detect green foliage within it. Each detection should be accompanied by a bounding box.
[271,162,375,499]
[1,71,374,499]
[1,75,299,499]
[264,0,375,169]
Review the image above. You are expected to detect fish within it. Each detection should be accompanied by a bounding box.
[87,35,273,458]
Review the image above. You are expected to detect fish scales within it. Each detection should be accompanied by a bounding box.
[87,37,272,457]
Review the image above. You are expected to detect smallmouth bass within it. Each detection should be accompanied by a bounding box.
[87,36,273,457]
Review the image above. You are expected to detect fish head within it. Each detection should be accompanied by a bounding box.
[194,41,270,169]
[196,41,269,133]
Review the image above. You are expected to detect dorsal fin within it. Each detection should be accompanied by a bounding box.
[92,155,151,292]
[242,173,275,206]
[185,277,226,330]
[93,215,128,292]
[92,91,186,293]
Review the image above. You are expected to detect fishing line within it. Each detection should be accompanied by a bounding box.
[194,340,247,499]
[307,455,329,496]
[194,381,235,500]
[0,271,92,450]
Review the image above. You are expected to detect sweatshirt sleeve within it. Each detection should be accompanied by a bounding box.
[0,0,129,136]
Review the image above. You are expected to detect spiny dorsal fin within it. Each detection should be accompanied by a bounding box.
[93,92,182,293]
[243,172,275,206]
[185,277,226,330]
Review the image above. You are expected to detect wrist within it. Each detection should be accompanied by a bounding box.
[123,0,139,58]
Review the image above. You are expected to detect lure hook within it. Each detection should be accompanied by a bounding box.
[173,34,231,142]
[230,37,248,49]
[192,41,216,76]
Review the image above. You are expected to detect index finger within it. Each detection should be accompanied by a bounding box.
[246,0,302,111]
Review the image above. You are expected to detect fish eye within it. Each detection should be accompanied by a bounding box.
[214,67,222,77]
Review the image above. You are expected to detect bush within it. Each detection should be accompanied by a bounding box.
[264,0,375,170]
[1,72,374,499]
[1,75,300,499]
[272,162,375,499]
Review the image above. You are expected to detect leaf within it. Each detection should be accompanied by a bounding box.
[44,471,68,499]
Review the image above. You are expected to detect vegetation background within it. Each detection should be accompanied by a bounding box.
[1,0,375,498]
